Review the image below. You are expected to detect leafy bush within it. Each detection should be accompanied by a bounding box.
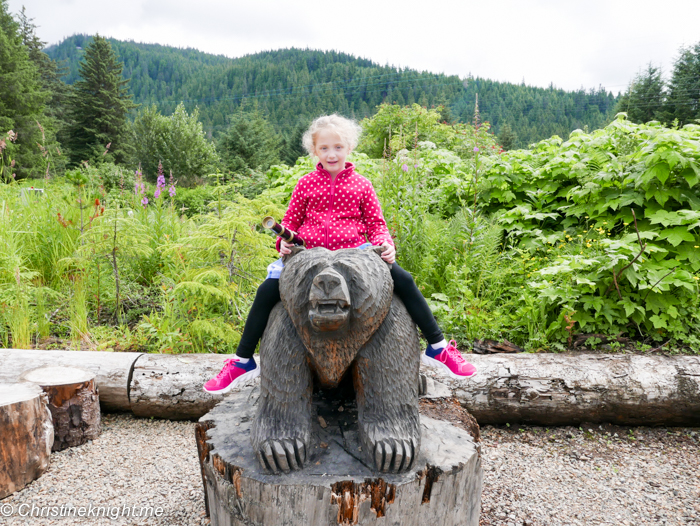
[2,110,698,353]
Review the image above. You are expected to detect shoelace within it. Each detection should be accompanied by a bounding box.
[443,340,466,363]
[215,358,239,379]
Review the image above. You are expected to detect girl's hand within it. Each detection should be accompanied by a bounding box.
[280,239,293,255]
[380,241,396,264]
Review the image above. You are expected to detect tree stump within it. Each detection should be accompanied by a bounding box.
[0,383,54,499]
[19,366,101,451]
[0,349,141,412]
[196,385,482,526]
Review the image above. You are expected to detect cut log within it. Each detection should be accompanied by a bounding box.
[0,383,54,499]
[0,349,141,412]
[196,385,482,526]
[431,353,700,426]
[20,367,101,451]
[3,350,699,426]
[129,354,241,420]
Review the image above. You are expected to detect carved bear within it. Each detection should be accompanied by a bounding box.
[250,246,421,474]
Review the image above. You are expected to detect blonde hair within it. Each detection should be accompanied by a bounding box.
[302,114,362,156]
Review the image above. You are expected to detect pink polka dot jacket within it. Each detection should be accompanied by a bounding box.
[276,162,395,252]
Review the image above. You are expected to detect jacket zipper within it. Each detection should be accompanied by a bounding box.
[325,172,336,248]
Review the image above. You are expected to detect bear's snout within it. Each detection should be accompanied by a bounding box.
[309,268,351,332]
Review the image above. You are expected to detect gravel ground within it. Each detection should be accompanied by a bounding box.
[1,414,698,525]
[1,415,209,526]
[480,424,700,526]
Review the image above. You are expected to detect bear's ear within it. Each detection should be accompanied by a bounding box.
[369,245,392,268]
[370,245,384,258]
[282,246,305,263]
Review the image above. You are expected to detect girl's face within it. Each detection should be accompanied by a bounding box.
[314,129,351,178]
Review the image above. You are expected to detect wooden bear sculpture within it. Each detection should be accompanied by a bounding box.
[250,246,421,474]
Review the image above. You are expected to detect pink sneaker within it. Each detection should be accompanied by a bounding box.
[203,357,260,394]
[421,340,476,379]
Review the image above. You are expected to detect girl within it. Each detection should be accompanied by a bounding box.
[203,115,476,393]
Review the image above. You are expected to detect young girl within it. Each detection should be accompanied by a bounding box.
[203,115,476,393]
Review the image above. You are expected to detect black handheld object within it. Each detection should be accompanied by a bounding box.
[262,216,306,247]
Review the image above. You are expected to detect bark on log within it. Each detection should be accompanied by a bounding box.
[0,349,141,412]
[19,367,101,451]
[197,385,482,526]
[0,383,54,499]
[431,353,700,426]
[3,350,699,426]
[129,354,237,420]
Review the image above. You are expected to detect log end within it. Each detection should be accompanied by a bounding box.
[0,382,54,499]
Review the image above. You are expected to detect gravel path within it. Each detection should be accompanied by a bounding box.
[480,424,700,526]
[1,414,698,525]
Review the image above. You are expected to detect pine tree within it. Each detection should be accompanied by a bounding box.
[218,108,281,174]
[497,123,517,151]
[0,0,48,178]
[665,42,700,126]
[17,7,69,172]
[67,35,136,166]
[279,121,308,165]
[130,103,218,183]
[615,64,665,124]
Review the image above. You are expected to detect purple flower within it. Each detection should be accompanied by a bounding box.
[168,170,176,198]
[401,164,409,172]
[156,174,166,190]
[473,147,479,152]
[134,182,139,195]
[154,187,162,199]
[141,196,149,207]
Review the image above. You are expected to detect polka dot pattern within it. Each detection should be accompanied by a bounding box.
[275,162,395,252]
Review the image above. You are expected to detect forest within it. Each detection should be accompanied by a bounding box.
[45,34,619,151]
[1,0,700,354]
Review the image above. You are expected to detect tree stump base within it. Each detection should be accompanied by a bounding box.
[20,366,101,451]
[196,385,482,526]
[0,383,54,499]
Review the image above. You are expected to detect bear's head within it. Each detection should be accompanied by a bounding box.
[279,247,393,387]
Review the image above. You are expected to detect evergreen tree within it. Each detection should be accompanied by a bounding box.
[17,7,69,172]
[497,123,517,151]
[615,64,665,124]
[67,35,136,166]
[0,0,48,178]
[665,42,700,126]
[279,121,309,165]
[130,103,218,184]
[218,109,281,174]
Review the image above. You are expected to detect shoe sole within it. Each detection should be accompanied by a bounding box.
[421,353,476,380]
[202,366,261,395]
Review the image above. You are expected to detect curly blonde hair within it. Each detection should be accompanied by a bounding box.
[302,114,362,156]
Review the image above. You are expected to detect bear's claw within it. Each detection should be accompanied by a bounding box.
[373,438,417,472]
[257,438,307,474]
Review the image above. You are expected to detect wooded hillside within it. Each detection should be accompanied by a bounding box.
[46,35,619,148]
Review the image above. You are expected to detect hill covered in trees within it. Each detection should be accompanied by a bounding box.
[46,35,619,149]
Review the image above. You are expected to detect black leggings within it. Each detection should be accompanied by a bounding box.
[236,263,443,358]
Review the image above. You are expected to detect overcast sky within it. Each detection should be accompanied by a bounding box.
[9,0,700,94]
